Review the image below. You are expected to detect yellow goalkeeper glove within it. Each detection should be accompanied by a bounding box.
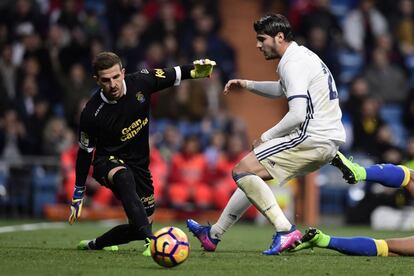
[190,59,216,78]
[68,186,85,225]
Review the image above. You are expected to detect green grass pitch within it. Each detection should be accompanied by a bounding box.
[0,220,414,275]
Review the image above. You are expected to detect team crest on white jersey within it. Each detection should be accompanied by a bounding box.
[136,92,145,103]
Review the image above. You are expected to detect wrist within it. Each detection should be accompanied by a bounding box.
[180,64,193,80]
[73,185,86,199]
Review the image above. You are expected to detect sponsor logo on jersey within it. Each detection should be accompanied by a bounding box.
[120,117,149,141]
[268,160,276,167]
[155,69,166,78]
[136,91,145,103]
[140,68,149,74]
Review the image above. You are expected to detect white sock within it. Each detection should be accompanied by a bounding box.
[236,174,291,231]
[210,188,251,239]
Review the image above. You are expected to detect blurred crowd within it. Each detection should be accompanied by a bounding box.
[1,0,414,215]
[0,0,247,213]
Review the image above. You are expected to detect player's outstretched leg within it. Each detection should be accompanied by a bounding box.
[290,227,389,256]
[331,152,411,189]
[262,225,302,255]
[77,224,153,255]
[186,219,220,251]
[77,240,119,251]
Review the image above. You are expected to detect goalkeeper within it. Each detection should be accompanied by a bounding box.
[69,51,215,254]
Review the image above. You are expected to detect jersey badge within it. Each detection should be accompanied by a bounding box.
[136,91,145,103]
[80,131,89,147]
[140,68,149,74]
[155,69,166,78]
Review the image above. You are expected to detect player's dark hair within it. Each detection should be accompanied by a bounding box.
[92,52,123,76]
[254,14,293,41]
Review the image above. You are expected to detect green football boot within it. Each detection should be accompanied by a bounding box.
[77,240,119,251]
[289,228,330,252]
[142,238,151,257]
[330,152,366,184]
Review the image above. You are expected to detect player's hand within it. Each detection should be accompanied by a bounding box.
[190,59,216,78]
[223,79,247,95]
[68,185,86,225]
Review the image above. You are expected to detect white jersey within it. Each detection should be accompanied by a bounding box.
[276,42,345,143]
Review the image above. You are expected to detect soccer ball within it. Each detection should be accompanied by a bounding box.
[150,226,190,268]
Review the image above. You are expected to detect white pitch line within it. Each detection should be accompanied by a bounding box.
[0,219,125,234]
[0,222,67,234]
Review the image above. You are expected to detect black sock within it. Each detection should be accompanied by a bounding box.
[88,240,98,249]
[94,224,148,249]
[139,224,154,239]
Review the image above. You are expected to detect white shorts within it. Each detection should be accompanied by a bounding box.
[253,133,339,186]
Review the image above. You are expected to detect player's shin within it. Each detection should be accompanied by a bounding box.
[234,173,291,231]
[95,224,148,249]
[328,236,387,256]
[210,188,251,239]
[365,165,410,188]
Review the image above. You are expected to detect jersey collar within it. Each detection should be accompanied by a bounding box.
[100,80,127,104]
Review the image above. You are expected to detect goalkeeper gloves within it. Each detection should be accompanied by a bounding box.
[190,59,216,78]
[69,185,86,225]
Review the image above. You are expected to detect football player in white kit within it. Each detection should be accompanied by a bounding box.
[187,14,346,255]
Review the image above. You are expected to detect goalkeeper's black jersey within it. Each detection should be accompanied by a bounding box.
[78,67,179,169]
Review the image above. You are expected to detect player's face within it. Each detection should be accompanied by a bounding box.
[256,34,279,60]
[256,33,285,60]
[95,64,125,100]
